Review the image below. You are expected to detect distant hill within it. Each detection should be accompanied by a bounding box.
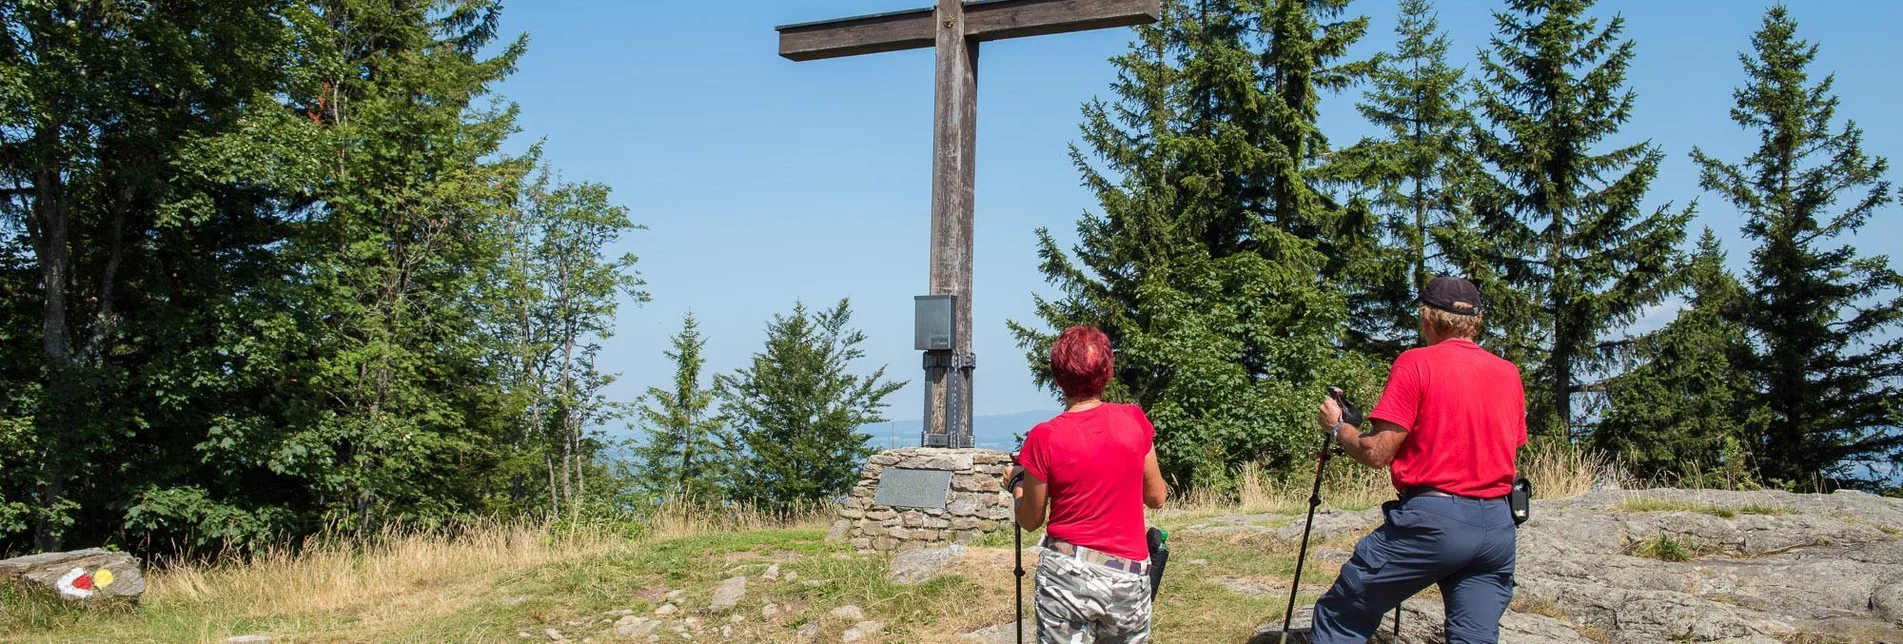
[859,410,1059,453]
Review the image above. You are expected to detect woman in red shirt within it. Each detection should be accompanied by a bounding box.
[1009,326,1169,643]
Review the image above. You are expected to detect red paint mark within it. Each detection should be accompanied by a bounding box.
[72,574,92,590]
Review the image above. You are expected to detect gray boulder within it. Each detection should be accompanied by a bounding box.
[0,548,144,602]
[888,544,966,585]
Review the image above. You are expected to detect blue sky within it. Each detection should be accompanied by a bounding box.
[490,0,1903,427]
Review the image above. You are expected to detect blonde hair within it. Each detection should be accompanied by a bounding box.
[1421,305,1484,339]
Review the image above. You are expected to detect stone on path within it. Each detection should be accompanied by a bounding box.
[226,636,272,644]
[542,627,565,641]
[0,548,145,602]
[654,604,678,616]
[709,576,747,611]
[761,603,780,619]
[956,619,1035,643]
[830,604,866,621]
[887,544,966,585]
[761,563,780,581]
[615,615,659,639]
[842,620,886,642]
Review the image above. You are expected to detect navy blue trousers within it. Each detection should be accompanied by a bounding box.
[1309,494,1517,644]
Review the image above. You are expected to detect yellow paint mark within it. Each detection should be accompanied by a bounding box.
[94,568,114,588]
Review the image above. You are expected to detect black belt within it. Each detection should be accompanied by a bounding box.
[1401,486,1500,500]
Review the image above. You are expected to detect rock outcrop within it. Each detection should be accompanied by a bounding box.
[0,548,144,602]
[1218,488,1903,643]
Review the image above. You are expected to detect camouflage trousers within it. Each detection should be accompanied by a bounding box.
[1033,546,1153,644]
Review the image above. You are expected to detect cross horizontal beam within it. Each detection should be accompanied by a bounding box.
[776,0,1160,62]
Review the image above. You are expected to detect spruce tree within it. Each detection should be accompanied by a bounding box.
[1596,230,1760,482]
[1691,6,1901,486]
[1011,0,1376,486]
[719,300,903,511]
[633,315,733,503]
[1328,0,1477,358]
[1472,0,1692,439]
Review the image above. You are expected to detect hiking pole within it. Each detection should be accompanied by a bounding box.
[1279,390,1341,644]
[1280,386,1359,644]
[1010,468,1027,644]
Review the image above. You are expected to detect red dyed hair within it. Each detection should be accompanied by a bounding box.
[1051,326,1114,399]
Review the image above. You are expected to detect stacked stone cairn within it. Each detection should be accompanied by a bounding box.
[830,447,1014,552]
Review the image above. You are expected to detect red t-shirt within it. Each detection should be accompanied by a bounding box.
[1016,403,1153,561]
[1367,338,1527,498]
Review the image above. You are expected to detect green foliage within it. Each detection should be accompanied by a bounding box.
[1012,0,1375,487]
[1469,0,1693,439]
[1689,6,1902,486]
[0,0,645,555]
[1597,231,1763,481]
[719,300,903,511]
[1327,0,1481,359]
[632,314,736,503]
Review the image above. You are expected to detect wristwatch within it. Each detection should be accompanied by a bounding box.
[1329,420,1345,443]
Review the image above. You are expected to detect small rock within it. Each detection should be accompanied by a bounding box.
[801,579,830,587]
[504,595,532,605]
[655,604,679,616]
[606,609,633,617]
[784,570,800,582]
[761,563,781,581]
[543,628,565,641]
[518,632,532,639]
[719,625,733,638]
[684,616,701,629]
[729,613,744,624]
[710,576,748,611]
[615,616,659,639]
[831,605,867,621]
[0,549,146,601]
[666,589,686,601]
[1187,559,1208,566]
[842,620,886,642]
[797,622,821,640]
[888,545,967,585]
[762,603,780,619]
[227,637,272,644]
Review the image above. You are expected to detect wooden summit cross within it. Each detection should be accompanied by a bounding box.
[777,0,1159,449]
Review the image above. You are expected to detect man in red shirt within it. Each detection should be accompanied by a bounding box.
[1010,325,1169,643]
[1309,276,1527,644]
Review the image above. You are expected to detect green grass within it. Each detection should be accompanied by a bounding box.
[1613,497,1793,519]
[0,517,1363,644]
[1630,534,1698,562]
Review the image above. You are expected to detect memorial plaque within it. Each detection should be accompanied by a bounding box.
[873,468,953,510]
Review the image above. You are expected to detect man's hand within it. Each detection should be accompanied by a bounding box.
[1317,397,1343,432]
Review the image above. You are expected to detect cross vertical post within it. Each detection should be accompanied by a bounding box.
[924,0,977,448]
[776,0,1159,450]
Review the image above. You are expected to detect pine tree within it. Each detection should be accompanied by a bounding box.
[1691,6,1901,486]
[633,315,733,503]
[1596,230,1760,482]
[1472,0,1692,439]
[1328,0,1478,358]
[719,300,903,511]
[1011,0,1377,487]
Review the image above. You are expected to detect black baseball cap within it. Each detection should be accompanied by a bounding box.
[1417,276,1483,316]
